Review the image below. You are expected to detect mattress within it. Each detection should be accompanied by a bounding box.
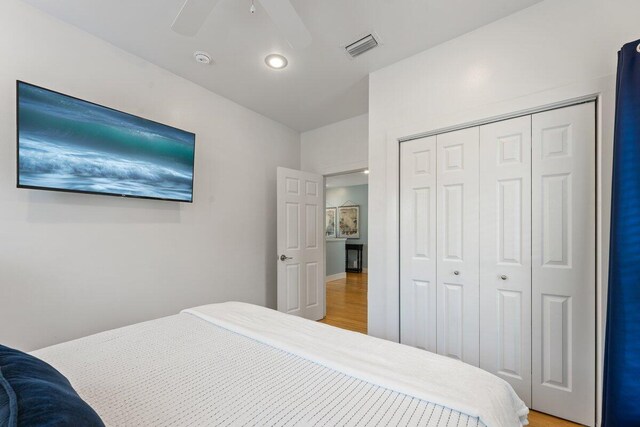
[33,303,526,426]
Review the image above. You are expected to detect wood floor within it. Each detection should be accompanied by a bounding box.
[319,272,582,427]
[319,272,368,334]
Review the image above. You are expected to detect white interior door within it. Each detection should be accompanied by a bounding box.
[277,167,324,320]
[436,127,480,366]
[479,116,532,405]
[531,103,595,426]
[400,136,437,351]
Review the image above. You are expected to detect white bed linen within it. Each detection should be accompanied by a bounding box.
[32,302,527,426]
[184,303,528,427]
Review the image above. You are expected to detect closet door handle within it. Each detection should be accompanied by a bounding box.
[500,274,508,280]
[453,270,460,276]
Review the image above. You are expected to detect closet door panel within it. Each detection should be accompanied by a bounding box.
[437,127,479,366]
[479,116,532,405]
[532,103,595,426]
[400,137,437,351]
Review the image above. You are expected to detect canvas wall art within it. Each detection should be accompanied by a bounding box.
[17,82,195,202]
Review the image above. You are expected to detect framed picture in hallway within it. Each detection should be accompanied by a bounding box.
[325,207,337,238]
[338,205,360,239]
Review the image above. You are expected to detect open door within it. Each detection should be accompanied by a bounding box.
[277,167,324,320]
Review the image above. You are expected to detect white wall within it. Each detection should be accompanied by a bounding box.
[368,0,640,421]
[301,113,368,175]
[0,0,300,351]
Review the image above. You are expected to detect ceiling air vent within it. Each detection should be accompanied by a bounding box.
[345,34,379,58]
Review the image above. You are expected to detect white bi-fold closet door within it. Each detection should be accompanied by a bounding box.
[401,127,480,364]
[400,102,595,426]
[530,105,595,425]
[399,128,479,361]
[478,115,532,404]
[436,128,480,365]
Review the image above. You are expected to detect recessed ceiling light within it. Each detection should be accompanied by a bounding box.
[193,51,212,65]
[265,54,288,70]
[363,169,370,174]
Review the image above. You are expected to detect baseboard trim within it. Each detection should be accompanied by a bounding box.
[325,272,346,283]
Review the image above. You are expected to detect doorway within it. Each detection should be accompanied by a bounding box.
[319,170,369,334]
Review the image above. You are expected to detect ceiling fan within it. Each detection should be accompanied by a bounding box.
[171,0,312,49]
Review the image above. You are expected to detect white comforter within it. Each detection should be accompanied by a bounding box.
[184,302,528,427]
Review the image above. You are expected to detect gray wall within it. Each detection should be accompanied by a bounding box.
[325,240,346,276]
[0,0,300,351]
[326,184,368,269]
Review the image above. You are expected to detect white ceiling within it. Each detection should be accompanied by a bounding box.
[22,0,542,131]
[326,172,368,189]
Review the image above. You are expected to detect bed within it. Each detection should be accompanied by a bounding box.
[32,302,528,427]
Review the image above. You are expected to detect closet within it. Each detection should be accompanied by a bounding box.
[399,102,595,426]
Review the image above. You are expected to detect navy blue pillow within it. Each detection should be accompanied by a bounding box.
[0,345,104,427]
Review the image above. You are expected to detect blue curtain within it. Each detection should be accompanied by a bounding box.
[603,39,640,426]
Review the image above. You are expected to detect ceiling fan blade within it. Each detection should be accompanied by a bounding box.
[171,0,221,36]
[258,0,312,49]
